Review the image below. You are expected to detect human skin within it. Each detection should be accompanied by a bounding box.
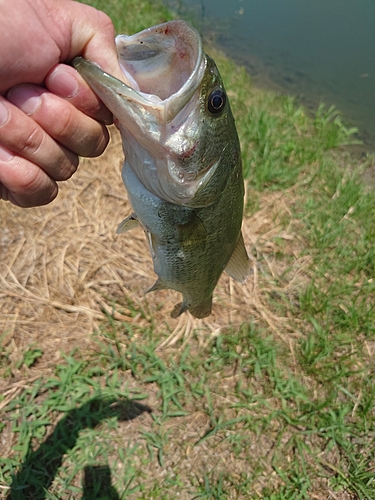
[0,0,123,207]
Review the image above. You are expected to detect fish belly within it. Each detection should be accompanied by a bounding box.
[122,162,213,315]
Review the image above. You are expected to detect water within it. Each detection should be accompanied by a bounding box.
[165,0,375,150]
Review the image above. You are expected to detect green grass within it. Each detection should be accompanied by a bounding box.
[2,324,374,498]
[1,0,375,498]
[80,0,173,33]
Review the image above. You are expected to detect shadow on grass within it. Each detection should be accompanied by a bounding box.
[7,397,152,500]
[81,464,120,500]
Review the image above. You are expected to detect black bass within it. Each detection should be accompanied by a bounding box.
[73,20,250,318]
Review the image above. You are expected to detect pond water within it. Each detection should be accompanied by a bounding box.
[165,0,375,150]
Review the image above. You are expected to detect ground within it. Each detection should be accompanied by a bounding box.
[1,47,374,500]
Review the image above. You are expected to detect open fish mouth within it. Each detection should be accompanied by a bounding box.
[73,20,211,205]
[74,21,205,122]
[114,20,206,122]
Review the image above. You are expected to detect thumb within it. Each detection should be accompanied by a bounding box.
[67,2,123,80]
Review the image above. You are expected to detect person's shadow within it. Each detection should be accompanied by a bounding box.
[81,464,121,500]
[7,396,152,499]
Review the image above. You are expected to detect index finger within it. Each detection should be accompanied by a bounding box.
[45,64,113,124]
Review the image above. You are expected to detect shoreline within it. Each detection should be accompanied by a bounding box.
[209,39,375,155]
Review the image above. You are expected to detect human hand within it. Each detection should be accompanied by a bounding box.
[0,0,123,207]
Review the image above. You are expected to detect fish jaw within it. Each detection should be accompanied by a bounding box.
[73,21,234,208]
[115,20,205,121]
[73,20,211,205]
[73,21,205,123]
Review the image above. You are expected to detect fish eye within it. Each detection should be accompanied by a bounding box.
[207,89,226,115]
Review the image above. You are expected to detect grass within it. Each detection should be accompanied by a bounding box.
[2,323,374,498]
[1,0,375,498]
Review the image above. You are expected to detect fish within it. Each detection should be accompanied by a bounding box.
[73,20,251,319]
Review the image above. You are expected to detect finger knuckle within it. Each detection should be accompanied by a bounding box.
[53,153,79,181]
[54,107,106,158]
[84,126,109,157]
[15,162,46,192]
[6,160,57,206]
[18,126,45,157]
[96,10,115,36]
[55,106,79,140]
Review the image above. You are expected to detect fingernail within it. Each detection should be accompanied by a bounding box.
[0,100,10,126]
[48,67,79,98]
[8,85,42,115]
[0,144,14,162]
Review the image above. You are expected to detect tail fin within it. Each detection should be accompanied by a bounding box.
[189,296,212,318]
[170,295,212,319]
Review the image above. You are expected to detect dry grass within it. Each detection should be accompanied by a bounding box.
[0,127,319,499]
[1,3,373,496]
[0,92,371,500]
[0,126,307,379]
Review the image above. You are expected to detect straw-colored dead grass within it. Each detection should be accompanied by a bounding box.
[0,127,308,377]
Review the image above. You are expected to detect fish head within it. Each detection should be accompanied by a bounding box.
[73,20,241,207]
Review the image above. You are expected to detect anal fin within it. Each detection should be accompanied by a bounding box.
[116,213,140,234]
[225,232,252,283]
[170,301,189,319]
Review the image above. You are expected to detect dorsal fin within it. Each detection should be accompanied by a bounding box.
[225,232,252,283]
[116,213,140,234]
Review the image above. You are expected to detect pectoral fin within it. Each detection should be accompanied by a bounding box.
[177,212,207,251]
[225,232,252,283]
[116,213,140,234]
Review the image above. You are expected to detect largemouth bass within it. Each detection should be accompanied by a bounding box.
[73,20,250,318]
